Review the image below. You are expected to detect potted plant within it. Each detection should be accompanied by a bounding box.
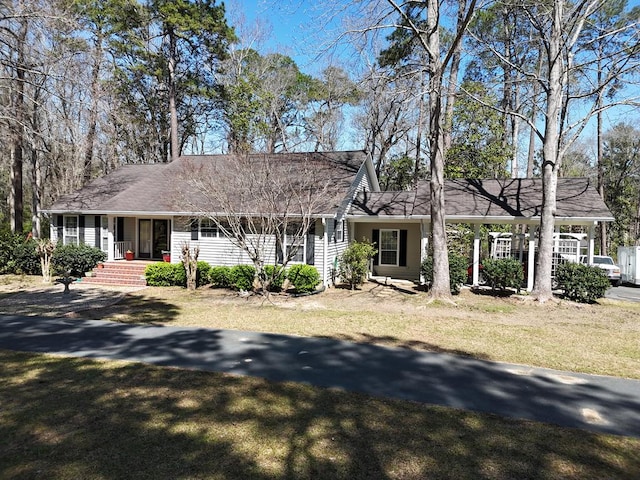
[97,262,104,269]
[125,250,134,261]
[162,250,171,262]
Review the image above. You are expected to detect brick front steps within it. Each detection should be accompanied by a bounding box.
[82,261,148,287]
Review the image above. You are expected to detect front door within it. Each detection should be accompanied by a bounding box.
[139,220,152,259]
[153,219,169,259]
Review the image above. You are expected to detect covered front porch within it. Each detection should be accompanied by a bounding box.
[105,216,172,261]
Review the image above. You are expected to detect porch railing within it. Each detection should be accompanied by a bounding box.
[114,241,132,260]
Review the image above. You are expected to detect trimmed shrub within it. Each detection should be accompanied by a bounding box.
[145,262,211,288]
[287,264,321,293]
[338,239,377,290]
[145,263,180,286]
[196,261,212,287]
[52,244,106,277]
[262,264,286,292]
[420,253,468,295]
[482,258,524,292]
[229,265,256,291]
[556,262,610,303]
[210,266,232,288]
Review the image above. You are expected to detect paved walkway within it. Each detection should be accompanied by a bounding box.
[0,314,639,438]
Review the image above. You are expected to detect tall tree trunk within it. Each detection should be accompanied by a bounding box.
[83,35,103,185]
[427,0,451,300]
[527,46,543,178]
[442,0,465,154]
[596,57,606,255]
[31,144,41,238]
[414,73,424,186]
[11,16,27,233]
[532,0,564,302]
[168,29,179,162]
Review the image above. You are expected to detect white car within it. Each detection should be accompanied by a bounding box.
[580,255,622,286]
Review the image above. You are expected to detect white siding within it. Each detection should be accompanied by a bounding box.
[172,216,273,266]
[172,216,326,281]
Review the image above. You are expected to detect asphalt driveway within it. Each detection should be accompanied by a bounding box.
[1,314,639,439]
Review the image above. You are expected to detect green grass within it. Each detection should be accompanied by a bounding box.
[1,350,639,480]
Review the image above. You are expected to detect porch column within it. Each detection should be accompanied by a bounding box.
[107,216,115,262]
[588,223,596,262]
[322,218,329,286]
[472,223,481,286]
[527,225,536,291]
[420,220,430,284]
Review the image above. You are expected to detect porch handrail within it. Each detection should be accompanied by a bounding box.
[114,241,132,260]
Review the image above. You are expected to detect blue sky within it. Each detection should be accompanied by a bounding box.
[231,0,640,156]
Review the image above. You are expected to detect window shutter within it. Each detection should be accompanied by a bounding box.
[190,219,199,240]
[372,229,379,266]
[56,215,63,241]
[78,215,85,245]
[399,229,408,267]
[306,221,316,265]
[116,217,124,242]
[94,216,101,248]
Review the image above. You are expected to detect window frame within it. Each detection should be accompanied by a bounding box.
[200,218,220,238]
[378,229,400,266]
[63,215,79,246]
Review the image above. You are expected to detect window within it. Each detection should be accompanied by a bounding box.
[379,229,399,266]
[286,237,305,263]
[101,216,109,252]
[282,223,306,263]
[200,218,220,238]
[63,216,78,245]
[335,220,344,242]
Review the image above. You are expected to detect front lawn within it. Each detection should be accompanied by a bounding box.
[1,350,638,480]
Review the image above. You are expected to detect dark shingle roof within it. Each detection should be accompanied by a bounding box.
[47,151,366,215]
[351,178,613,222]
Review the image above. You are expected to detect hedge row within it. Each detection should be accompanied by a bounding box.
[209,263,321,293]
[146,262,321,293]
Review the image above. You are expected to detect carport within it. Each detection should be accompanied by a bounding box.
[349,178,614,291]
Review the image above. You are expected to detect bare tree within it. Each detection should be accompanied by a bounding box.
[177,154,342,294]
[336,0,478,300]
[527,0,639,301]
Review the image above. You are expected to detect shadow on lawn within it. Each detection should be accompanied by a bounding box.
[323,332,492,360]
[0,287,181,324]
[1,349,638,480]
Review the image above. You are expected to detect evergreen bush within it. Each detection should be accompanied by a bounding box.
[556,262,610,303]
[287,264,321,293]
[482,258,524,292]
[145,263,179,286]
[420,253,468,294]
[229,265,256,291]
[0,232,41,275]
[262,264,286,292]
[144,262,210,288]
[210,266,232,288]
[52,244,106,277]
[11,239,41,275]
[338,240,377,290]
[196,261,212,287]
